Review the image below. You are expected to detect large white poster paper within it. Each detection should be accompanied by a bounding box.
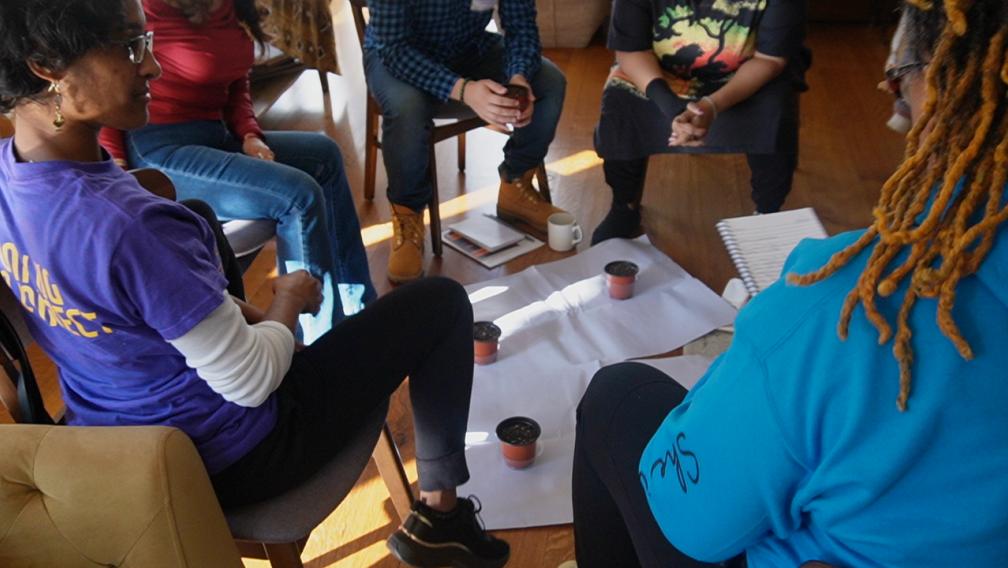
[458,238,734,529]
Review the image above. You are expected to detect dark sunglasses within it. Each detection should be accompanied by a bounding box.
[118,31,154,65]
[885,61,927,99]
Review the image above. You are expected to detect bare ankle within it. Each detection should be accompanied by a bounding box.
[420,489,458,513]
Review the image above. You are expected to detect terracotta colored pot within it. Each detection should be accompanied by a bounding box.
[604,260,639,300]
[473,321,502,365]
[496,416,541,469]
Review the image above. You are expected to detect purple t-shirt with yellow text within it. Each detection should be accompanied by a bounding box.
[0,137,275,473]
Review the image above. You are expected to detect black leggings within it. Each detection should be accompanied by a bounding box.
[212,276,474,507]
[573,362,745,568]
[603,153,797,214]
[190,203,475,508]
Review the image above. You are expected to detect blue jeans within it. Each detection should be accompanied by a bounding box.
[364,35,567,211]
[126,121,376,343]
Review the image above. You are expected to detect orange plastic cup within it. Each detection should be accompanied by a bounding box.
[473,321,502,365]
[604,260,639,300]
[496,416,541,469]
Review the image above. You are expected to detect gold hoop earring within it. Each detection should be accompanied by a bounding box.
[48,82,65,128]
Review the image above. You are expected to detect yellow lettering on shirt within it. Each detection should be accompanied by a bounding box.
[1,242,19,280]
[18,283,35,313]
[1,241,112,339]
[65,309,99,338]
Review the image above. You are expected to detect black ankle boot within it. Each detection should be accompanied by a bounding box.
[591,202,642,245]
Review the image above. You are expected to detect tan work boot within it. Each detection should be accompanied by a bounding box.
[388,203,425,284]
[496,168,565,233]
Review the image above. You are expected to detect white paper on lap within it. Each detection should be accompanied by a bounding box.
[458,237,735,530]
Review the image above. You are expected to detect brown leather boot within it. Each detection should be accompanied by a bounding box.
[496,168,565,233]
[388,203,425,284]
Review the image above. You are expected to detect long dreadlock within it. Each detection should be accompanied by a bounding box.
[788,0,1008,411]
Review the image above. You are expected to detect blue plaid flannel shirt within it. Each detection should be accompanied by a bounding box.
[364,0,542,101]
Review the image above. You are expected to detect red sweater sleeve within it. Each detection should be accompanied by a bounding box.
[99,127,128,164]
[224,74,263,141]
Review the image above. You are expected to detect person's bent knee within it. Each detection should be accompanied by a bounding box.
[423,276,473,319]
[306,132,345,170]
[302,133,346,184]
[282,177,328,217]
[578,362,669,428]
[379,86,434,123]
[534,59,567,102]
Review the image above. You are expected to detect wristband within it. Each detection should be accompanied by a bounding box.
[701,95,719,119]
[644,78,681,121]
[459,78,473,105]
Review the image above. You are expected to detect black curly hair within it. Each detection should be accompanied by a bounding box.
[0,0,129,113]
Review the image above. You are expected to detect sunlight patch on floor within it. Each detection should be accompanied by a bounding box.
[544,150,602,177]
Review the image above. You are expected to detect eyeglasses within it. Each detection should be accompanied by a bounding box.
[118,31,154,65]
[884,61,927,99]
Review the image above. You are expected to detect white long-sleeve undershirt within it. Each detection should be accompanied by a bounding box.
[169,293,295,407]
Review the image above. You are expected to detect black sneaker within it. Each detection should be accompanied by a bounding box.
[386,496,510,568]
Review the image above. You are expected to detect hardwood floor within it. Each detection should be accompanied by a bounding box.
[13,17,905,568]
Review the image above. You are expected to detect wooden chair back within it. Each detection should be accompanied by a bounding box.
[0,287,52,425]
[348,0,368,47]
[0,114,13,138]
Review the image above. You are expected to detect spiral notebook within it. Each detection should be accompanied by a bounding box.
[716,208,828,296]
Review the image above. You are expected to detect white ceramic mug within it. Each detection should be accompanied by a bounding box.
[547,212,583,252]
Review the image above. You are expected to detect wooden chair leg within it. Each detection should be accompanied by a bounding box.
[264,542,304,568]
[428,144,444,257]
[364,98,380,201]
[372,423,414,523]
[457,132,467,172]
[535,162,552,203]
[318,70,329,94]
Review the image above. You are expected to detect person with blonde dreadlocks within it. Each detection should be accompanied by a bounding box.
[570,1,1008,566]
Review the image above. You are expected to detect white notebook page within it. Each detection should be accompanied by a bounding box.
[716,208,828,295]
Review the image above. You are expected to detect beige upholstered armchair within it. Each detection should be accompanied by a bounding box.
[0,424,243,567]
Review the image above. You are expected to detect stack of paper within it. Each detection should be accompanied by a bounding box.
[444,215,544,268]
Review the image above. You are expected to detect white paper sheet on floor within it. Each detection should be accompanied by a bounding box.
[457,237,736,530]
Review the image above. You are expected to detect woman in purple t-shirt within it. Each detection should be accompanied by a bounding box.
[0,1,508,566]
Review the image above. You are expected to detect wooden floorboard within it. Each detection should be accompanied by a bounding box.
[11,20,904,568]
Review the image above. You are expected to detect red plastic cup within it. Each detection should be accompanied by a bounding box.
[496,416,541,469]
[605,260,639,300]
[473,321,502,365]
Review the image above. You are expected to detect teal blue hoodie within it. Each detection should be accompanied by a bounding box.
[639,226,1008,566]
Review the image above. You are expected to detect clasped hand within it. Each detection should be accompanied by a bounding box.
[668,99,716,147]
[462,75,535,130]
